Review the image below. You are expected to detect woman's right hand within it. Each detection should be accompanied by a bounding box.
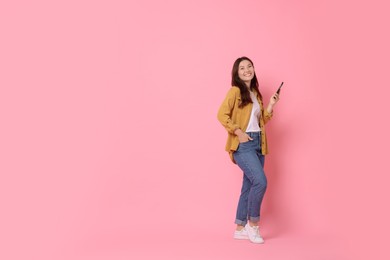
[234,129,253,143]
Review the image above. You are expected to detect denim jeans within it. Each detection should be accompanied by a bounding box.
[233,131,267,226]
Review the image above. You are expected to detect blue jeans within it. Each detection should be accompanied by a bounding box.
[233,132,267,226]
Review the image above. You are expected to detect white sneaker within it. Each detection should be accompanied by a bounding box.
[234,228,249,240]
[245,223,264,244]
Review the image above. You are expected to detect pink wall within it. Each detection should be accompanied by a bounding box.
[1,0,389,259]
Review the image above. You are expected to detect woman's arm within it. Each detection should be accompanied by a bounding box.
[266,93,280,114]
[263,93,280,124]
[217,88,240,134]
[217,87,252,142]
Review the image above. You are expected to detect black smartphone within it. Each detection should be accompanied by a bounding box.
[276,82,284,94]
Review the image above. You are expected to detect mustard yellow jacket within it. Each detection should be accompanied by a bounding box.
[217,86,273,163]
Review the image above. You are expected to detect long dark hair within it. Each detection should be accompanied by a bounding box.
[231,57,262,108]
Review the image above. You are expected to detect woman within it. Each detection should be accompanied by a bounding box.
[217,57,280,244]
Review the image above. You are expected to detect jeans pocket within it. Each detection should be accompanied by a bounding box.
[237,140,250,151]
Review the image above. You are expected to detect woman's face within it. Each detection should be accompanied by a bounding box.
[238,59,255,85]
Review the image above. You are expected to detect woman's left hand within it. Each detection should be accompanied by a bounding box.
[270,93,280,105]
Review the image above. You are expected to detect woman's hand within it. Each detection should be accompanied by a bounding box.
[266,93,280,114]
[234,129,253,143]
[270,93,280,105]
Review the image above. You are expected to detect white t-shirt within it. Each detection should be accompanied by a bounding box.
[245,91,261,132]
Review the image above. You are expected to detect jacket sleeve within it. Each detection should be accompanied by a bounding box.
[263,109,273,124]
[217,88,240,134]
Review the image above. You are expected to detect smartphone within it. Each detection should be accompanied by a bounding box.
[276,82,284,94]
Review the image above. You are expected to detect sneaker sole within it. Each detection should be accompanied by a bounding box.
[234,235,249,240]
[248,238,264,244]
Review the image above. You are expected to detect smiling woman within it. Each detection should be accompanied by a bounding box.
[217,56,280,244]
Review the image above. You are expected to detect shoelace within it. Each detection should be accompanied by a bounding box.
[250,225,260,238]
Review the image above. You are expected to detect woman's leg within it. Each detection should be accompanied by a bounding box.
[233,141,267,226]
[234,174,251,229]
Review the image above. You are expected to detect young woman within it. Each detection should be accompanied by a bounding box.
[217,57,280,244]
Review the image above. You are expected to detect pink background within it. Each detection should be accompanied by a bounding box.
[1,0,389,259]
